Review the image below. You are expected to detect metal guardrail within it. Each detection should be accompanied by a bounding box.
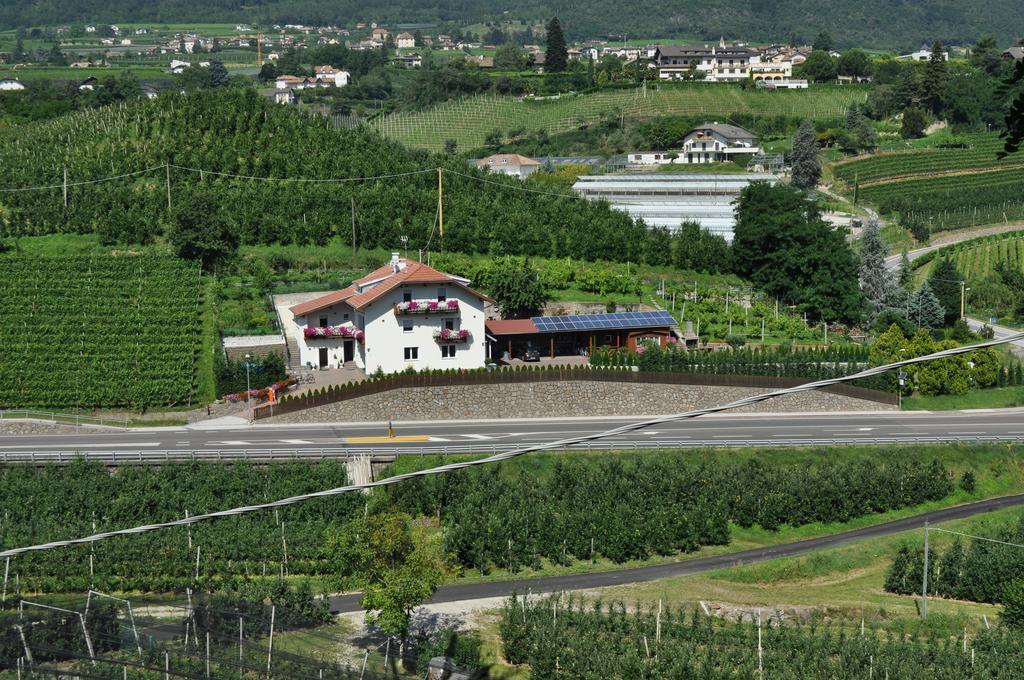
[0,409,130,428]
[2,435,1023,465]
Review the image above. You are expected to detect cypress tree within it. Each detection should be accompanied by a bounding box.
[545,17,568,73]
[927,257,963,326]
[790,120,821,189]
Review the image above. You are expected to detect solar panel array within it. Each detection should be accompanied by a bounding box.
[531,310,677,333]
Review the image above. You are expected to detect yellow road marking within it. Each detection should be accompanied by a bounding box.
[343,435,431,444]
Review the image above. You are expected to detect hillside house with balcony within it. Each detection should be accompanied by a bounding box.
[679,123,759,164]
[289,254,490,374]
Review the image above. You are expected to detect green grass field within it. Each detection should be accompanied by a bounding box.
[372,83,868,151]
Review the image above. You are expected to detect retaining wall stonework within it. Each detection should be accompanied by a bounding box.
[267,381,894,423]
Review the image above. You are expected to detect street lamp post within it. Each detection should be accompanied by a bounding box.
[245,353,252,422]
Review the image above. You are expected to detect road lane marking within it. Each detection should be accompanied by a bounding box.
[462,434,494,440]
[280,439,313,444]
[0,442,161,449]
[343,435,431,444]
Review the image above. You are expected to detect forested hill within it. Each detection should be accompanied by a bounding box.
[1,0,1022,49]
[0,90,644,261]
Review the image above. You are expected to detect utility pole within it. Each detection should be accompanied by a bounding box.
[960,281,968,320]
[350,196,357,255]
[165,164,172,214]
[437,167,444,252]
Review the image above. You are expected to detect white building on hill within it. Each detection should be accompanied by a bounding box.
[289,254,490,374]
[474,153,541,179]
[678,123,760,164]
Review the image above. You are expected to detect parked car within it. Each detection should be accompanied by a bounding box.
[520,345,541,362]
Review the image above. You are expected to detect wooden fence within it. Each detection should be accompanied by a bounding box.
[252,367,896,420]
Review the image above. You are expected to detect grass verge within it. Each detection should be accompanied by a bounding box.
[902,386,1024,411]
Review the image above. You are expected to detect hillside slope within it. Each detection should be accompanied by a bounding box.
[1,0,1021,49]
[0,90,645,262]
[373,85,867,151]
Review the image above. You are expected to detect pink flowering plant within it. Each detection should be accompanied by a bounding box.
[396,299,460,314]
[303,325,365,341]
[433,328,470,342]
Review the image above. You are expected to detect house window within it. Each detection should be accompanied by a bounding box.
[319,317,328,328]
[437,287,447,301]
[443,318,457,331]
[404,347,419,361]
[402,290,412,303]
[343,313,349,320]
[403,319,414,333]
[441,344,457,359]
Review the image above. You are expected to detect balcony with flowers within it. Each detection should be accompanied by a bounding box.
[433,328,470,343]
[394,298,460,315]
[303,324,365,342]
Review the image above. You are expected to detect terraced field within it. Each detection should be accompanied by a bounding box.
[832,134,1024,231]
[914,231,1024,279]
[372,84,868,151]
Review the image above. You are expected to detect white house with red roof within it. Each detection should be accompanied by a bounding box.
[289,253,491,375]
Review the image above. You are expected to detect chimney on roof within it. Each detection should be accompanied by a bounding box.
[390,252,401,273]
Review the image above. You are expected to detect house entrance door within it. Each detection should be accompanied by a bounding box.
[343,340,355,363]
[318,347,328,368]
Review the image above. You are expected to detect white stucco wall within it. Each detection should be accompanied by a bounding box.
[293,302,365,370]
[362,283,486,375]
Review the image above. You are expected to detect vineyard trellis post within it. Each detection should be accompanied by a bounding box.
[267,604,276,677]
[921,520,929,618]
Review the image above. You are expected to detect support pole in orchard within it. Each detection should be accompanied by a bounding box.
[922,520,930,618]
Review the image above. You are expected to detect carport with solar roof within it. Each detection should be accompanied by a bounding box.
[486,311,680,360]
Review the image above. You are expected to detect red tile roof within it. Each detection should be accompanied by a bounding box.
[291,259,491,317]
[289,286,356,316]
[486,319,538,335]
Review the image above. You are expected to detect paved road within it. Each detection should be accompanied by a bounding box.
[2,411,1024,462]
[326,492,1024,613]
[882,224,1024,270]
[966,318,1024,357]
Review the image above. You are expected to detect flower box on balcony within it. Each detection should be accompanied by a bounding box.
[395,299,460,315]
[303,325,365,341]
[433,328,470,342]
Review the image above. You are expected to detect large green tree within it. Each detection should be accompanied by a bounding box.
[859,218,901,320]
[789,120,821,189]
[487,257,549,318]
[921,41,949,115]
[732,183,863,322]
[800,50,837,83]
[837,49,871,79]
[908,281,945,329]
[168,190,239,270]
[927,257,963,326]
[544,16,568,73]
[327,512,443,660]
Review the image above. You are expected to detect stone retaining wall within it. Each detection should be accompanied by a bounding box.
[267,380,894,423]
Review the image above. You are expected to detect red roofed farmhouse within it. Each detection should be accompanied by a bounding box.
[290,253,491,374]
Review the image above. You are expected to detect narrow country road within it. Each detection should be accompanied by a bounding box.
[326,492,1024,613]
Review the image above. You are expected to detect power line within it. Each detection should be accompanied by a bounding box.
[1,332,1020,560]
[169,164,436,184]
[0,164,437,193]
[445,168,582,199]
[928,527,1024,550]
